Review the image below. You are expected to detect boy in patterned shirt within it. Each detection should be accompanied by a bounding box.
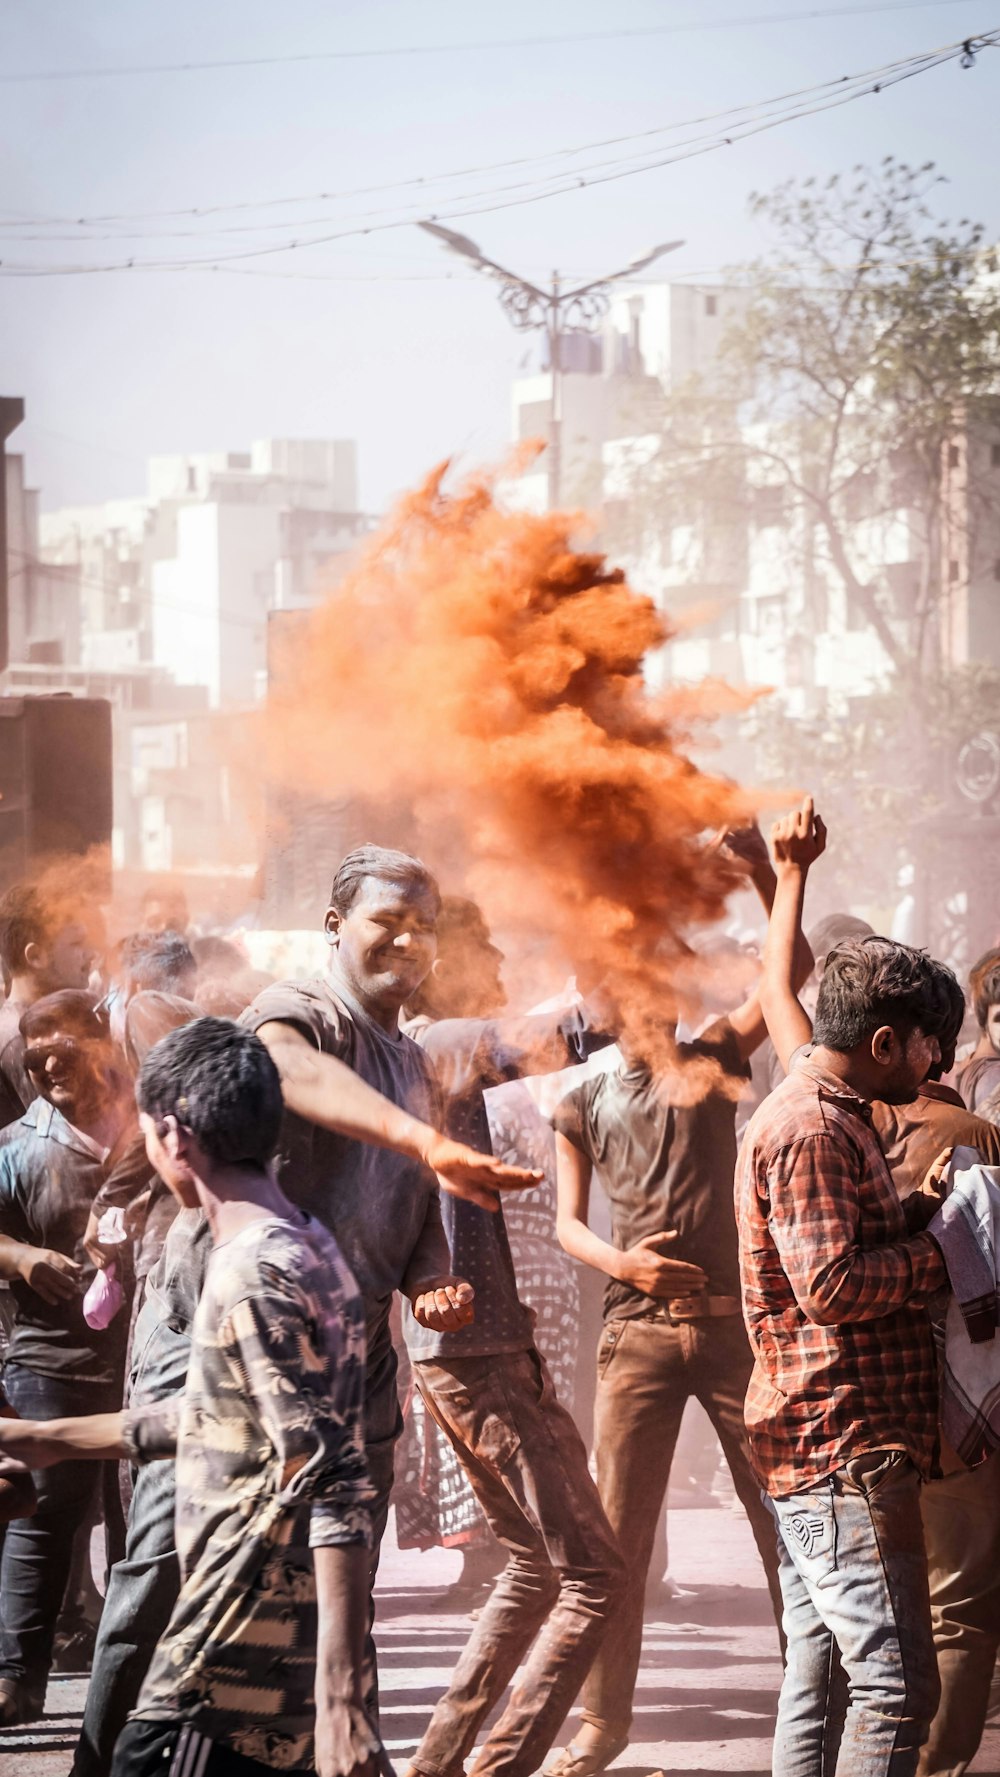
[0,1017,381,1777]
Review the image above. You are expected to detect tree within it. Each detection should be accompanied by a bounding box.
[602,161,1000,953]
[607,158,1000,681]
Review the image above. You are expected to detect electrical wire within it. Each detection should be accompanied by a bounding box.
[0,33,986,233]
[0,0,990,83]
[2,30,994,278]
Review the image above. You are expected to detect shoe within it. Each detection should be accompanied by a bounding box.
[0,1676,45,1727]
[545,1736,629,1777]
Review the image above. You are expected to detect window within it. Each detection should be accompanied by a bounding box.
[949,560,961,583]
[948,444,961,470]
[992,443,1000,468]
[705,294,718,317]
[994,561,1000,582]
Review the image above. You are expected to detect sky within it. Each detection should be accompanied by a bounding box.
[3,0,1000,516]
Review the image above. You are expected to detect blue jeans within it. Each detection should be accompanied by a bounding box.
[0,1362,124,1694]
[769,1451,940,1777]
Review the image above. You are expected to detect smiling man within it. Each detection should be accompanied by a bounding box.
[0,990,131,1726]
[244,844,539,1721]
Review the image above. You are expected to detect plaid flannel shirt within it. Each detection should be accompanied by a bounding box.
[736,1059,946,1497]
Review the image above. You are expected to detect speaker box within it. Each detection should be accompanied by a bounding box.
[0,696,113,891]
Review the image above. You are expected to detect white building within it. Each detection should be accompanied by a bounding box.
[40,436,365,707]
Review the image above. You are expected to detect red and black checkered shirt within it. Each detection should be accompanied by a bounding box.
[736,1058,946,1498]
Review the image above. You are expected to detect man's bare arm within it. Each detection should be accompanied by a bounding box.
[313,1543,380,1777]
[0,1411,128,1469]
[719,823,815,1061]
[257,1021,541,1213]
[760,796,827,1072]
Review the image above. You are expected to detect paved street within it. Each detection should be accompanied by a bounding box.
[4,1500,999,1776]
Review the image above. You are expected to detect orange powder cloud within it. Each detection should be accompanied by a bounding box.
[265,459,758,1075]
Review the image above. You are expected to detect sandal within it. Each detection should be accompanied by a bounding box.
[545,1736,629,1777]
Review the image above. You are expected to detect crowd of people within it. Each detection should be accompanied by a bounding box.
[0,806,998,1777]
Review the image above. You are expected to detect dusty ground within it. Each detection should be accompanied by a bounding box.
[3,1501,998,1776]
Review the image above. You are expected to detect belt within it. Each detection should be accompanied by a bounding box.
[638,1294,741,1324]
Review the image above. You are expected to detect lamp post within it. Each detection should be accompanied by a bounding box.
[419,222,683,509]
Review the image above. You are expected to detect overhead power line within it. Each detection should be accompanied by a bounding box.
[1,28,995,278]
[0,0,988,83]
[0,43,967,233]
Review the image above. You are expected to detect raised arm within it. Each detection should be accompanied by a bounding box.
[760,796,827,1072]
[256,1021,541,1214]
[718,822,815,1062]
[554,1131,708,1298]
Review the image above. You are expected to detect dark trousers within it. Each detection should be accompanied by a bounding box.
[410,1347,625,1777]
[72,1456,180,1777]
[0,1363,123,1695]
[580,1312,784,1740]
[111,1718,276,1777]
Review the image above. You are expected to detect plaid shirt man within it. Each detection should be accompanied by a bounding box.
[736,1058,946,1498]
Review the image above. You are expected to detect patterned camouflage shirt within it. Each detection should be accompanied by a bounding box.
[125,1212,373,1769]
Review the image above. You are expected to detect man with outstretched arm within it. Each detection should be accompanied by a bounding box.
[0,1016,381,1777]
[243,846,541,1721]
[739,798,948,1777]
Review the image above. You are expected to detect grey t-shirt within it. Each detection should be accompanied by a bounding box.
[243,969,450,1367]
[553,1019,749,1318]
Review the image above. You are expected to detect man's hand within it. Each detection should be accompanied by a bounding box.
[313,1695,381,1777]
[82,1209,109,1271]
[421,1135,543,1214]
[618,1232,709,1300]
[410,1280,475,1332]
[720,820,772,882]
[0,1453,36,1525]
[16,1248,82,1306]
[771,796,827,874]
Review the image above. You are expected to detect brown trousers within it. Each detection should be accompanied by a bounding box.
[408,1348,624,1777]
[918,1451,1000,1777]
[580,1312,784,1741]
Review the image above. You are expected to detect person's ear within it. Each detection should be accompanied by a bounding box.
[22,940,46,974]
[871,1025,896,1067]
[323,907,342,949]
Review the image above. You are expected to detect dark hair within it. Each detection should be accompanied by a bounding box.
[807,913,875,969]
[813,936,941,1052]
[136,1017,283,1169]
[20,990,105,1045]
[329,845,441,919]
[924,960,967,1056]
[0,884,55,976]
[120,931,196,996]
[970,948,1000,1029]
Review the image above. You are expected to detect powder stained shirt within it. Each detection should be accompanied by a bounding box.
[243,971,450,1365]
[403,1005,614,1360]
[0,1099,129,1384]
[127,1214,373,1771]
[736,1059,946,1497]
[553,1020,749,1319]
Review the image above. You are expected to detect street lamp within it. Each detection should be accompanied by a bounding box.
[419,221,684,508]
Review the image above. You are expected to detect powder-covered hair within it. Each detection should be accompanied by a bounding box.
[329,845,441,918]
